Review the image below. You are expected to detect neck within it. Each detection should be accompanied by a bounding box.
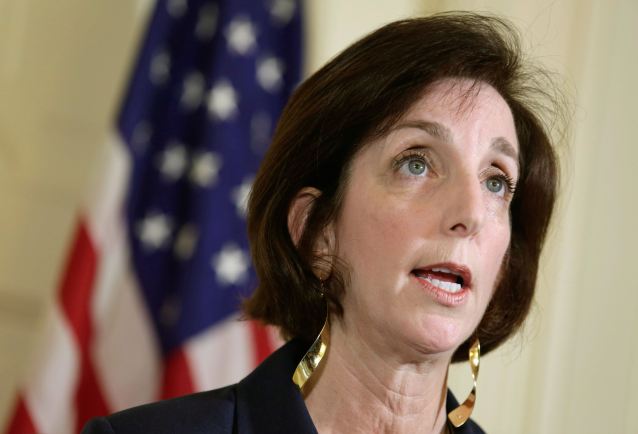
[304,318,452,434]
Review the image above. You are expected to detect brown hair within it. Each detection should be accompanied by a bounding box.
[244,12,562,361]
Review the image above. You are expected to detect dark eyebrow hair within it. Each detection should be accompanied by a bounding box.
[392,120,519,168]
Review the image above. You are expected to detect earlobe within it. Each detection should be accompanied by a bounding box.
[288,187,322,246]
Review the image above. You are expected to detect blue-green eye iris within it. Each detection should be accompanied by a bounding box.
[486,177,504,193]
[407,159,426,175]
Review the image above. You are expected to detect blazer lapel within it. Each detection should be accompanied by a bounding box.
[235,338,318,434]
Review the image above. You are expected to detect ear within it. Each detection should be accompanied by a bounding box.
[288,187,336,280]
[288,187,322,246]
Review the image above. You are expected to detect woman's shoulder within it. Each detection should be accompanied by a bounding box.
[81,340,485,434]
[81,339,314,434]
[81,385,237,434]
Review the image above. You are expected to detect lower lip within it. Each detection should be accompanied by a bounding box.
[412,274,470,306]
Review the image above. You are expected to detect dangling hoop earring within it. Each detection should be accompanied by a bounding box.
[292,311,329,393]
[448,338,481,428]
[292,282,330,394]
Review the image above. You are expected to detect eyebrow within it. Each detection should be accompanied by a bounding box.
[392,120,453,143]
[392,120,520,167]
[491,137,519,166]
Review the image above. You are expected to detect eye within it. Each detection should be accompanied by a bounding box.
[393,151,430,177]
[405,158,427,176]
[486,177,505,195]
[483,173,517,198]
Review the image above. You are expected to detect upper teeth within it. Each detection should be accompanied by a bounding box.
[415,267,465,293]
[423,277,462,293]
[432,267,458,276]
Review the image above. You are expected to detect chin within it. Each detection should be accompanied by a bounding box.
[411,314,473,356]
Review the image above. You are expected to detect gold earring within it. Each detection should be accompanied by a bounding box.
[292,297,329,393]
[448,338,481,428]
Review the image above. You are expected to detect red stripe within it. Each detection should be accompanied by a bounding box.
[4,395,37,434]
[60,221,98,349]
[249,320,274,366]
[161,348,195,399]
[73,352,110,432]
[58,220,110,431]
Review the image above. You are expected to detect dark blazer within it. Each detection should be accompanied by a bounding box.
[82,339,485,433]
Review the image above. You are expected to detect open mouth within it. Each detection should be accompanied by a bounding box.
[412,265,471,294]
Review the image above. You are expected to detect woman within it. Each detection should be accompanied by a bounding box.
[84,12,559,434]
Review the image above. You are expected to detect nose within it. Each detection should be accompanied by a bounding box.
[442,174,486,238]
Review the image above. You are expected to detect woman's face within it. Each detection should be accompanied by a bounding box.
[331,79,519,360]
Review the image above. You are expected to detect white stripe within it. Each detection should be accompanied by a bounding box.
[88,130,161,411]
[91,232,161,411]
[22,306,78,434]
[185,316,254,391]
[84,132,131,250]
[18,132,133,432]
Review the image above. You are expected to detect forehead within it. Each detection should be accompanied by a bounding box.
[397,78,519,151]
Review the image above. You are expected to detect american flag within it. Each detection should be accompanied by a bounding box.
[5,1,302,433]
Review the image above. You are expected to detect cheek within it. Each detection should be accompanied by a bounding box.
[485,192,513,225]
[335,197,420,288]
[338,208,402,269]
[482,225,512,294]
[341,185,429,252]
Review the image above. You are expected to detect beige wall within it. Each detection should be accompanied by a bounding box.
[0,0,154,427]
[1,0,637,433]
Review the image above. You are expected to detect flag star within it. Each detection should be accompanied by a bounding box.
[207,80,239,121]
[157,142,188,181]
[231,177,253,218]
[190,151,222,187]
[150,50,171,85]
[181,72,205,110]
[269,0,297,25]
[174,223,199,261]
[136,212,173,251]
[196,3,218,40]
[211,243,250,286]
[167,0,187,18]
[159,294,182,328]
[131,121,152,153]
[225,16,257,56]
[257,56,285,93]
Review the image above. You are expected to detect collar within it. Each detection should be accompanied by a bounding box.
[235,338,318,434]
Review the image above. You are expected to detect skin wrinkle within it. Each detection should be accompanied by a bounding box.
[390,121,519,168]
[390,120,455,144]
[309,319,447,434]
